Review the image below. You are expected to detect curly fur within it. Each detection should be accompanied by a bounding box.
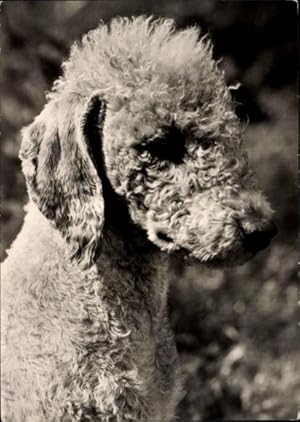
[1,16,274,421]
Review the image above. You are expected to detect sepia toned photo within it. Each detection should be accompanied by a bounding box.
[1,1,298,420]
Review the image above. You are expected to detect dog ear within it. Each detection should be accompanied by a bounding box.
[19,93,106,268]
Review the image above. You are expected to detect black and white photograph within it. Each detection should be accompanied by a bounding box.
[0,1,298,420]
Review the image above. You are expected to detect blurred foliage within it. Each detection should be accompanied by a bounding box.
[0,1,298,420]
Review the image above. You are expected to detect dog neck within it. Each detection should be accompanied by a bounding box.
[100,189,161,268]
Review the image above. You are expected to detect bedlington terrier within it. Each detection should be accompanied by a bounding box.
[1,16,277,421]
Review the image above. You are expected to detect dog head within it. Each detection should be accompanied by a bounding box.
[20,17,277,268]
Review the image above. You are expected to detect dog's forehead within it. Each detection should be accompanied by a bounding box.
[127,97,239,146]
[104,103,241,153]
[104,61,242,148]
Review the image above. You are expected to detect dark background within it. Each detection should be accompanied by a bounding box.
[1,1,298,419]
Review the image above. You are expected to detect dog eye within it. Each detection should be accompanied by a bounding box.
[144,135,171,158]
[136,125,186,164]
[197,137,215,150]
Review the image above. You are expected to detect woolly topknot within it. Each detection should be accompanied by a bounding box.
[49,16,229,110]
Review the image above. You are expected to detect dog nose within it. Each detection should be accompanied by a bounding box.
[239,221,278,254]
